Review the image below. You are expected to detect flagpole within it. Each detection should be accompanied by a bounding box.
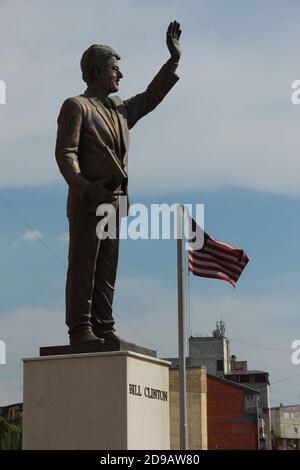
[177,204,188,450]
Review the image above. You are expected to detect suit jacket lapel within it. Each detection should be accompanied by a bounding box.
[110,97,128,155]
[86,96,119,144]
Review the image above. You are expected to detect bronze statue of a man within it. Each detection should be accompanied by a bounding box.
[55,21,182,346]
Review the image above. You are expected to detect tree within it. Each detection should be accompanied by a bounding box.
[0,416,22,450]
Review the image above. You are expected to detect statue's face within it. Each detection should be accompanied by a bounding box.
[96,56,123,94]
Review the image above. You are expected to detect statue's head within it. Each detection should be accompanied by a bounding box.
[80,44,122,94]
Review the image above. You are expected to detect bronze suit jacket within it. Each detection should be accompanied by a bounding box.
[55,60,179,216]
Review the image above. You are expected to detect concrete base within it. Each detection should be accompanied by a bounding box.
[23,351,170,450]
[39,340,156,358]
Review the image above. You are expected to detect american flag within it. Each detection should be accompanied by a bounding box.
[188,218,249,288]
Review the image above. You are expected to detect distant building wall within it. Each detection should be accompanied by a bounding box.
[169,367,207,450]
[271,405,300,449]
[0,403,23,425]
[226,372,271,449]
[230,358,247,371]
[272,438,300,450]
[189,337,230,376]
[248,382,271,450]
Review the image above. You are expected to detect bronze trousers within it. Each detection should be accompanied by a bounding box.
[66,213,119,334]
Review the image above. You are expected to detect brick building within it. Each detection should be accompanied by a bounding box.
[167,324,270,450]
[226,364,271,449]
[169,365,260,450]
[207,374,260,450]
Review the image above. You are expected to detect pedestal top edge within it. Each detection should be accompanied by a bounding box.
[22,350,171,366]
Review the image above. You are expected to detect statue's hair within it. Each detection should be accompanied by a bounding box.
[80,44,121,84]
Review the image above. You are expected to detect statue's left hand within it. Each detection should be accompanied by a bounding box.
[166,21,182,62]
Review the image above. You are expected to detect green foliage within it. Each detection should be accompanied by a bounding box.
[0,416,22,450]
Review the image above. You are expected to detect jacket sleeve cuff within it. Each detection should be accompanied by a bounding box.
[165,58,180,75]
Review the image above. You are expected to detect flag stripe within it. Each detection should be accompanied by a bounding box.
[188,262,236,287]
[189,252,243,275]
[204,245,246,264]
[189,268,236,288]
[200,248,246,268]
[188,217,249,287]
[205,240,245,261]
[188,257,240,281]
[206,237,245,256]
[189,259,239,282]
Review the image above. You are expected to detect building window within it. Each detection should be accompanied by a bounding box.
[283,438,287,449]
[290,439,297,449]
[230,375,238,383]
[216,359,224,372]
[284,412,290,419]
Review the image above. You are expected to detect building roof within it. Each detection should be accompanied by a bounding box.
[208,373,261,396]
[0,402,22,411]
[226,370,268,375]
[271,404,300,411]
[189,336,226,340]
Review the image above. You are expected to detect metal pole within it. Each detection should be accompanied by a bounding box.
[177,204,188,450]
[256,394,261,450]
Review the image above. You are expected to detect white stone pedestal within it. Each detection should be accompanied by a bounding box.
[23,351,170,450]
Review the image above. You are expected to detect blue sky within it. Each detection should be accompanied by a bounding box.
[0,0,300,407]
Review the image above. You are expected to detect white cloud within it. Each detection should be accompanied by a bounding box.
[58,232,69,242]
[21,230,43,242]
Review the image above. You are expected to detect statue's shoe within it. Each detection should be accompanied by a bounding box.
[93,329,123,343]
[70,326,105,347]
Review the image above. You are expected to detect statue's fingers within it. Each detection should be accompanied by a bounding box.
[167,22,172,36]
[178,29,182,39]
[170,21,176,37]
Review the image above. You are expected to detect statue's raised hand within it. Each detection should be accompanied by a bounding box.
[166,21,182,62]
